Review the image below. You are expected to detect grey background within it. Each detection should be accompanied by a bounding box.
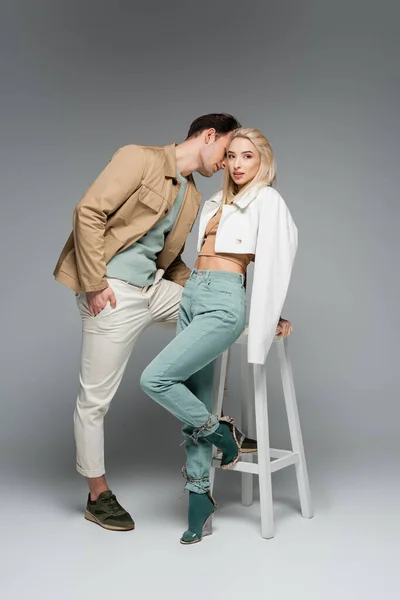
[1,1,399,599]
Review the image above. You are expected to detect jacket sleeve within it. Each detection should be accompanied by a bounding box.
[248,188,298,364]
[73,145,146,292]
[163,244,191,287]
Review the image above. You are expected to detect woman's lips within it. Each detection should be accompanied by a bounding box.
[233,172,244,178]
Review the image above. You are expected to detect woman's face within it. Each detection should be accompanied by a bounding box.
[226,137,261,188]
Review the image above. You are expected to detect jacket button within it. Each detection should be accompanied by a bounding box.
[236,238,242,244]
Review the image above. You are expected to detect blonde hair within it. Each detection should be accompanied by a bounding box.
[222,127,276,204]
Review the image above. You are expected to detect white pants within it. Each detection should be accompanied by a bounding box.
[74,276,182,477]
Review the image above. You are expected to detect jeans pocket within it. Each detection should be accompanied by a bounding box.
[206,280,233,297]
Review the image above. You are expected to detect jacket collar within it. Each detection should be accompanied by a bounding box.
[164,143,178,178]
[164,143,201,199]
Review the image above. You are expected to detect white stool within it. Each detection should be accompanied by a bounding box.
[208,327,313,539]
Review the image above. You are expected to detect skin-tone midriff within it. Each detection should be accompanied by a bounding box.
[194,255,245,274]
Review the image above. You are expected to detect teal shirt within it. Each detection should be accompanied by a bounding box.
[106,171,188,287]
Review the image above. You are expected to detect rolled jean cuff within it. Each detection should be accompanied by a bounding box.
[182,467,210,494]
[185,481,210,494]
[190,415,219,444]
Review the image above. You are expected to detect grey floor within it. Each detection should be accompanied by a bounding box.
[3,447,398,600]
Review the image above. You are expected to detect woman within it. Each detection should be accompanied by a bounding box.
[141,128,298,544]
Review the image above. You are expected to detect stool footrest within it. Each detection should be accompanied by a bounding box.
[270,448,293,459]
[212,457,259,474]
[270,452,299,473]
[212,451,299,474]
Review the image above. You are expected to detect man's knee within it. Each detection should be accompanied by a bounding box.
[76,387,113,418]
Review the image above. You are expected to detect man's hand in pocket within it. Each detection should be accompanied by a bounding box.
[86,286,117,317]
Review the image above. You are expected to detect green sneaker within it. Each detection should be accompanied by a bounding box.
[85,490,135,531]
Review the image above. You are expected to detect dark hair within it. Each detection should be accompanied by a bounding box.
[186,113,241,139]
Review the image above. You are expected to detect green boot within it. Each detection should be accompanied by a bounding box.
[180,491,216,545]
[206,416,244,469]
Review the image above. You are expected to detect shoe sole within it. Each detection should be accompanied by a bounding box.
[217,447,257,456]
[221,451,242,470]
[85,510,135,531]
[180,537,202,545]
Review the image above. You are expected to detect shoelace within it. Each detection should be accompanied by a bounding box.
[101,494,123,515]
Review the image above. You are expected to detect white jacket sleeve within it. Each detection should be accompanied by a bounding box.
[248,188,298,364]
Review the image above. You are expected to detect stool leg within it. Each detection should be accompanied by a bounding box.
[241,344,254,507]
[277,338,314,519]
[209,350,229,499]
[204,350,230,537]
[253,362,274,539]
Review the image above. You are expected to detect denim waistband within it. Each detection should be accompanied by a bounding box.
[189,269,245,286]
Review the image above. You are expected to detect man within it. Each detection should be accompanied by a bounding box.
[54,113,292,531]
[54,114,242,531]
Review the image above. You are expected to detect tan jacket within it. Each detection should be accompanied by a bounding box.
[53,143,202,293]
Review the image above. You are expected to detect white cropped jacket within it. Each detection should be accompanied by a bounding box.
[196,184,298,364]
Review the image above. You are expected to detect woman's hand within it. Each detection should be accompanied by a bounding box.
[275,317,293,338]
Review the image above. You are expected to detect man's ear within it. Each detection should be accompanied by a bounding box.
[204,128,217,144]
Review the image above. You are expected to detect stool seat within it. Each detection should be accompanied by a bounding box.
[235,326,280,345]
[208,327,313,539]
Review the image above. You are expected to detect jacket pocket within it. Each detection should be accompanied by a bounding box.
[107,185,166,239]
[138,184,165,213]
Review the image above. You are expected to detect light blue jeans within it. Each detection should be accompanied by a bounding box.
[140,269,246,493]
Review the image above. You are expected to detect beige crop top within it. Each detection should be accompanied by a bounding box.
[198,207,254,270]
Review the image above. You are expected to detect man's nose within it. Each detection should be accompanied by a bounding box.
[220,160,226,170]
